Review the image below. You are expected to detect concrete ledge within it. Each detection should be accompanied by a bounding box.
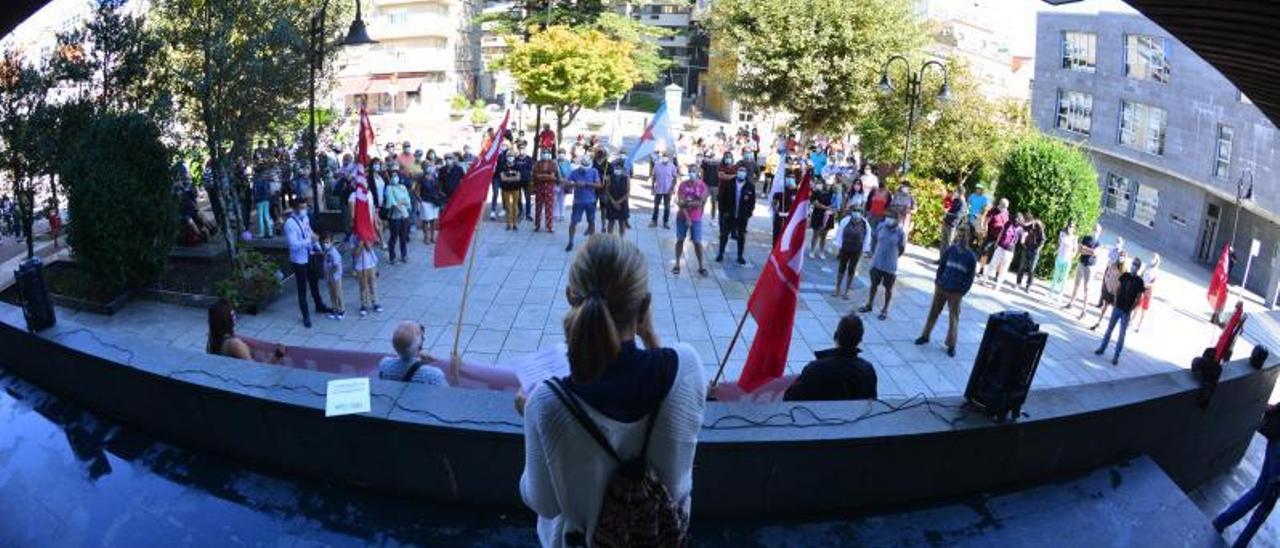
[0,300,1275,517]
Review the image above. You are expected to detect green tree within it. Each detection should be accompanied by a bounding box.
[997,135,1101,276]
[153,0,349,260]
[61,113,176,294]
[708,0,923,137]
[481,1,671,85]
[859,58,1024,185]
[50,0,173,122]
[497,26,638,145]
[0,51,52,260]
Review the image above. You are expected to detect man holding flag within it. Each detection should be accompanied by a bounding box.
[626,99,677,173]
[735,172,813,393]
[1207,244,1234,326]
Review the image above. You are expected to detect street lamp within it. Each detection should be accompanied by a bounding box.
[878,55,950,174]
[1227,168,1255,291]
[309,0,377,211]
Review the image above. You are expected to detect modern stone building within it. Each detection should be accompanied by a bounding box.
[1033,11,1280,305]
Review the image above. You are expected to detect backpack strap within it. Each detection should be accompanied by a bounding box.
[545,378,622,465]
[402,360,425,383]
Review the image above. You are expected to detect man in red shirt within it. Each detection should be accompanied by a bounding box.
[537,124,555,155]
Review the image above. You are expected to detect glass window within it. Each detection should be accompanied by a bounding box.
[1125,34,1170,83]
[1104,173,1135,216]
[1214,125,1233,179]
[1055,89,1093,136]
[1119,100,1167,155]
[1133,185,1159,228]
[1061,32,1097,73]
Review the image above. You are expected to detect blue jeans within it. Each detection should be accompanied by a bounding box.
[256,200,272,238]
[490,178,501,213]
[1097,307,1131,360]
[1216,439,1280,547]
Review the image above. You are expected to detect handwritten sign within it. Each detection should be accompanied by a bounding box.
[325,378,371,417]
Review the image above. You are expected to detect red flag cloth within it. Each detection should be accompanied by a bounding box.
[737,171,813,392]
[434,111,510,268]
[350,179,378,244]
[356,106,374,166]
[1207,244,1231,311]
[1215,303,1246,362]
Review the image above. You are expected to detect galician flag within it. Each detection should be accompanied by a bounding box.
[626,99,677,170]
[434,110,510,268]
[737,171,813,392]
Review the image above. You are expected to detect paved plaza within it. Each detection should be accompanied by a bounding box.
[53,181,1280,400]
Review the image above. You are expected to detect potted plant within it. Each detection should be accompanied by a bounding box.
[449,95,469,121]
[470,102,490,130]
[585,119,605,132]
[215,248,285,314]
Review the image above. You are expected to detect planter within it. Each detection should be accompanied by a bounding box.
[449,112,465,121]
[238,270,290,315]
[683,123,701,132]
[50,290,130,316]
[585,122,605,132]
[0,261,133,316]
[135,287,219,310]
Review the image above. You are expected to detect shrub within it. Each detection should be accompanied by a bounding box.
[893,175,950,249]
[625,93,661,112]
[62,112,176,294]
[470,105,489,126]
[996,136,1101,277]
[449,94,470,111]
[214,247,282,312]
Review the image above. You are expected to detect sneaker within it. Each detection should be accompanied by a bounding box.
[819,253,827,261]
[565,242,574,252]
[1093,348,1104,356]
[736,257,746,266]
[715,254,724,263]
[858,305,873,313]
[337,312,345,320]
[946,346,956,358]
[374,304,384,313]
[360,308,368,317]
[914,337,929,345]
[1111,356,1119,366]
[489,211,496,220]
[327,312,338,320]
[303,318,312,329]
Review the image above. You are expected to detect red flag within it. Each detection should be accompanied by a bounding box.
[1207,244,1230,311]
[1215,302,1245,362]
[737,172,812,392]
[434,111,510,268]
[356,106,374,166]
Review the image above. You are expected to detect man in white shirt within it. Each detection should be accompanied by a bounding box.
[284,197,330,328]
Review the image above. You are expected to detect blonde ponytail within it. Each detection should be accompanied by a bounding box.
[564,234,649,383]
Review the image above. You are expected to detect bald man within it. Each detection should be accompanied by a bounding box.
[377,321,448,385]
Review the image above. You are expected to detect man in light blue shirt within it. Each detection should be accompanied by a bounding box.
[859,212,907,321]
[283,197,331,328]
[565,156,602,252]
[378,321,449,385]
[967,183,991,224]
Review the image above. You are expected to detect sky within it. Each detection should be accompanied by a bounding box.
[1003,0,1139,56]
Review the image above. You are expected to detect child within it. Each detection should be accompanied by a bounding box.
[321,232,345,320]
[354,240,383,317]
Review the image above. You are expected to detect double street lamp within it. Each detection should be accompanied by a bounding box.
[878,55,951,174]
[309,0,377,210]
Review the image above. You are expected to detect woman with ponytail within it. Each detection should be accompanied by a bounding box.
[518,233,707,547]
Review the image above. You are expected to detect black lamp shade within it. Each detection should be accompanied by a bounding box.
[343,18,376,46]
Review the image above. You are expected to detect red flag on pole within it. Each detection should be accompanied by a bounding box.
[737,172,812,392]
[356,106,374,167]
[1207,244,1230,312]
[434,111,510,268]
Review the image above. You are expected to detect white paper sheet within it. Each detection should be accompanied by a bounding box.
[325,378,372,417]
[515,344,570,395]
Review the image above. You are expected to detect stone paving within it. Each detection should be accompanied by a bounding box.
[57,180,1279,400]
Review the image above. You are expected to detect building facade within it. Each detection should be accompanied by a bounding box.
[1033,12,1280,304]
[333,0,480,117]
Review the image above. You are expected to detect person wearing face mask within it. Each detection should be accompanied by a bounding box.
[650,154,677,228]
[887,180,917,237]
[833,205,870,300]
[556,149,573,223]
[533,150,560,232]
[384,165,412,263]
[490,146,509,221]
[516,148,536,223]
[808,178,837,260]
[284,196,332,328]
[940,185,968,259]
[565,155,603,252]
[772,157,801,245]
[738,149,759,186]
[716,165,756,265]
[604,156,631,237]
[440,154,465,204]
[915,223,978,357]
[499,152,523,231]
[713,152,736,221]
[859,211,906,321]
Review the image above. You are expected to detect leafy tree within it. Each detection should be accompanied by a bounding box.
[997,135,1101,276]
[708,0,923,137]
[61,113,176,294]
[153,0,349,260]
[859,58,1025,185]
[0,51,52,260]
[481,1,671,85]
[497,26,638,146]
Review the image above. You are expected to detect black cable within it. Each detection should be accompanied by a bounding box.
[703,393,971,431]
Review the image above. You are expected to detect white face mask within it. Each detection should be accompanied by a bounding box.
[885,218,898,227]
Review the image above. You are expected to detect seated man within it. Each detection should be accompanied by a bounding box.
[783,313,878,401]
[378,321,448,385]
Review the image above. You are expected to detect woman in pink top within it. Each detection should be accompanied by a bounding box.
[673,170,709,277]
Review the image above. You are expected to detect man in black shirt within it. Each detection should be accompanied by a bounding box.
[1095,259,1145,366]
[784,313,878,401]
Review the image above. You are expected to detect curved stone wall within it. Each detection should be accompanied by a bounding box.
[0,302,1274,517]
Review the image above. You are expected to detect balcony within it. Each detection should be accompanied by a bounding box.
[370,14,459,41]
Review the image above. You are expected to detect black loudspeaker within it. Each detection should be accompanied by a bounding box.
[15,257,56,332]
[1252,346,1270,369]
[964,311,1048,422]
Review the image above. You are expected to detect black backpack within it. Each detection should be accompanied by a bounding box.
[544,378,688,548]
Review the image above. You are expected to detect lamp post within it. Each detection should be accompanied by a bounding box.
[1227,168,1254,292]
[878,55,951,174]
[309,0,377,211]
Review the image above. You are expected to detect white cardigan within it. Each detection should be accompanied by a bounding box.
[520,343,707,547]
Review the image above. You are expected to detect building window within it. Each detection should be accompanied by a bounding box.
[1119,100,1167,155]
[1214,125,1233,179]
[1125,34,1170,83]
[1061,31,1097,73]
[1133,185,1159,228]
[1055,89,1093,136]
[1104,173,1136,216]
[1170,212,1188,227]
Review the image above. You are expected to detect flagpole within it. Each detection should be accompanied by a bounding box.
[711,305,751,387]
[449,212,484,382]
